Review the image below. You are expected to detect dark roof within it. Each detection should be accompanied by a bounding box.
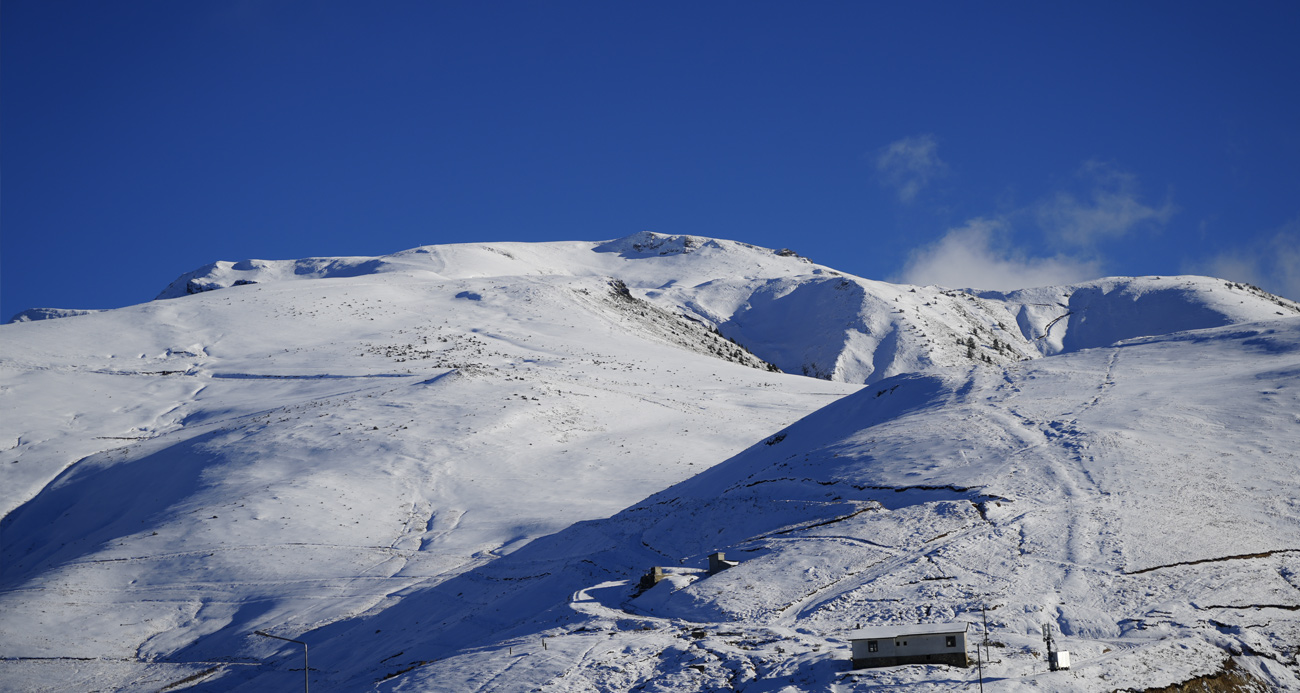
[848,622,970,640]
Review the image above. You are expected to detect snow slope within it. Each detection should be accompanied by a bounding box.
[273,318,1300,692]
[0,240,854,692]
[3,232,1298,691]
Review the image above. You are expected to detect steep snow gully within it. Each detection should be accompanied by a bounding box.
[2,232,1299,692]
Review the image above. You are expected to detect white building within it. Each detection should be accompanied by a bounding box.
[848,622,970,669]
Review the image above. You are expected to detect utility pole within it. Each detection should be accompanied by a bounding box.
[981,606,989,664]
[255,630,309,693]
[976,604,993,692]
[1042,623,1057,672]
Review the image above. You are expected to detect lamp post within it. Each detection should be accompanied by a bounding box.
[254,630,309,693]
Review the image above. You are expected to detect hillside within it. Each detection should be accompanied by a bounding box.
[2,232,1298,691]
[0,272,854,691]
[271,318,1300,692]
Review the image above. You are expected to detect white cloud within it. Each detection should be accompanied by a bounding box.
[875,134,946,203]
[898,219,1101,291]
[1190,217,1300,302]
[1036,162,1175,246]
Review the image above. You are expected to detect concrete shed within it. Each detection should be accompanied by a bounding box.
[848,622,970,669]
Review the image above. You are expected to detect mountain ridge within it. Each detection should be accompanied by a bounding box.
[20,232,1299,386]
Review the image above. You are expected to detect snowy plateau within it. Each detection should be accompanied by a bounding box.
[2,231,1300,692]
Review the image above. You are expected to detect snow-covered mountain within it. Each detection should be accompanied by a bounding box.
[151,231,1299,382]
[2,232,1298,692]
[7,307,104,323]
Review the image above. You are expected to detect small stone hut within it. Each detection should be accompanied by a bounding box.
[707,552,739,575]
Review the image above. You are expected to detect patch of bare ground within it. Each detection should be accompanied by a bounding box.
[159,666,221,691]
[1121,658,1269,693]
[1126,548,1300,575]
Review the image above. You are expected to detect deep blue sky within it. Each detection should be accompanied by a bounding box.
[4,1,1299,320]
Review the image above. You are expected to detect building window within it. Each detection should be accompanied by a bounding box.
[946,636,956,648]
[867,640,878,653]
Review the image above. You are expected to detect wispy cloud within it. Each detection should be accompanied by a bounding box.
[893,161,1179,291]
[897,218,1101,291]
[875,134,946,203]
[1036,161,1176,246]
[1189,217,1300,301]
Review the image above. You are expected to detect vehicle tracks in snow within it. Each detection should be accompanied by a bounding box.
[978,357,1128,638]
